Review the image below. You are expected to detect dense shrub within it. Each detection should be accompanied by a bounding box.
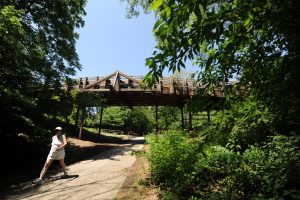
[124,108,153,134]
[242,135,300,199]
[147,131,206,196]
[202,97,275,152]
[226,97,275,152]
[157,106,182,130]
[102,107,129,130]
[147,132,300,199]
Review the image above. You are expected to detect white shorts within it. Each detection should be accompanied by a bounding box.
[47,149,65,160]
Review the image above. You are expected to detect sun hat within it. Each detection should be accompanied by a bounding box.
[55,127,63,131]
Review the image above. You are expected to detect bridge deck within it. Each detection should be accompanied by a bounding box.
[66,70,232,106]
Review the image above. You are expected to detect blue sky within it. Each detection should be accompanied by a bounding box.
[74,0,197,79]
[74,0,157,78]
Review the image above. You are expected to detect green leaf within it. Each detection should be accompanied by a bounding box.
[163,6,171,18]
[244,18,251,27]
[151,0,163,11]
[244,13,253,28]
[153,19,163,31]
[51,95,60,102]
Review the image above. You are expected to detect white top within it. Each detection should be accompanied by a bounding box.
[50,134,64,152]
[47,134,66,160]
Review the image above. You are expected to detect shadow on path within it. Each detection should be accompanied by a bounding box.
[1,136,145,200]
[3,174,80,199]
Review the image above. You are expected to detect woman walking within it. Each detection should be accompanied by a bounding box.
[33,126,68,184]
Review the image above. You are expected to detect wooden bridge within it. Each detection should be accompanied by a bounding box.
[67,70,229,107]
[66,70,238,134]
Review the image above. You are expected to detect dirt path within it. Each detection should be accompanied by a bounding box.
[4,137,144,200]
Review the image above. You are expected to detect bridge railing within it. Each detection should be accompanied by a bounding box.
[62,74,240,98]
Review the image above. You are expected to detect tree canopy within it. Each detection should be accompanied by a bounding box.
[0,0,87,134]
[124,0,300,134]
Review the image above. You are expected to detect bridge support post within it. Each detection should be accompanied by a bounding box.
[98,106,104,137]
[79,123,83,140]
[79,107,86,140]
[181,106,184,130]
[74,106,80,127]
[207,109,211,122]
[189,112,192,131]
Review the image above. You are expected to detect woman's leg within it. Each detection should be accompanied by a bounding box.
[59,159,68,175]
[39,159,53,179]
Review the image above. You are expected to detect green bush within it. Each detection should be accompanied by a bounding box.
[242,135,300,199]
[147,131,206,197]
[147,131,300,199]
[101,107,129,129]
[202,96,275,152]
[226,98,275,152]
[157,107,182,130]
[124,108,153,134]
[198,135,299,199]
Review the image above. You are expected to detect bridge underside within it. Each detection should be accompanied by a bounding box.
[98,91,224,108]
[101,91,187,107]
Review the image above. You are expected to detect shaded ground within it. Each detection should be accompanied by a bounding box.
[0,128,159,200]
[2,137,145,200]
[0,129,132,196]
